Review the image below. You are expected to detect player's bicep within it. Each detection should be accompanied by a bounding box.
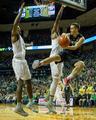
[12,25,17,35]
[75,37,85,48]
[11,25,19,43]
[51,22,57,34]
[11,34,19,43]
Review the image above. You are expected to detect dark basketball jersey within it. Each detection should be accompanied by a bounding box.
[66,33,84,54]
[56,33,85,65]
[67,33,84,46]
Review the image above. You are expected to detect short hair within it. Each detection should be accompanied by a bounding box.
[71,23,80,30]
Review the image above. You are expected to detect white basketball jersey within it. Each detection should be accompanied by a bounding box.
[50,37,63,56]
[12,35,26,59]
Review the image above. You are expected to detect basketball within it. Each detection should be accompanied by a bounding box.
[48,0,56,2]
[48,0,56,4]
[58,34,70,48]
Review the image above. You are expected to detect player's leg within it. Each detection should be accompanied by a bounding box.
[63,61,85,85]
[32,50,69,70]
[46,78,59,113]
[24,61,38,112]
[50,63,60,96]
[12,60,28,116]
[45,63,61,102]
[46,62,60,113]
[49,63,63,101]
[25,79,39,112]
[46,63,64,113]
[25,80,33,108]
[50,78,59,97]
[32,54,61,69]
[22,61,33,109]
[16,79,23,105]
[26,80,32,100]
[14,79,28,116]
[65,90,70,110]
[55,82,65,114]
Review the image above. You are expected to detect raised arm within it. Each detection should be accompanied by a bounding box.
[13,2,25,27]
[51,5,65,35]
[25,42,33,47]
[11,2,25,43]
[34,0,42,5]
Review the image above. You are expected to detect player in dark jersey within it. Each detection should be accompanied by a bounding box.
[32,23,85,86]
[32,23,85,113]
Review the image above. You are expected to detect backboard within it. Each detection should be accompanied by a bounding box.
[60,0,87,11]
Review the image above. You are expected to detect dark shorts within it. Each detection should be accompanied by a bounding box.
[56,50,83,67]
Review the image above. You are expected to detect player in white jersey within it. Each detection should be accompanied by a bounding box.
[33,1,65,113]
[11,2,33,116]
[44,5,66,113]
[33,2,65,113]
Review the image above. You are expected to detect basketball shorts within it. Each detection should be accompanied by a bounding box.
[57,50,83,67]
[50,62,63,79]
[50,40,63,79]
[12,58,31,81]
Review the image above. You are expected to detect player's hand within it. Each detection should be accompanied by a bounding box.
[19,1,25,9]
[20,0,25,6]
[65,45,77,50]
[30,41,33,46]
[32,60,40,69]
[64,46,70,49]
[22,0,27,3]
[62,4,67,8]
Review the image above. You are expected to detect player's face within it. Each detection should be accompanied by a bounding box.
[70,25,78,35]
[17,26,21,34]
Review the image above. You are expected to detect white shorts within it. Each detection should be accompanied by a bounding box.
[50,62,63,79]
[12,58,31,81]
[50,40,63,79]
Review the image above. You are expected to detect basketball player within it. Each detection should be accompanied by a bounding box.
[46,5,65,114]
[34,0,65,114]
[32,22,85,90]
[11,2,33,116]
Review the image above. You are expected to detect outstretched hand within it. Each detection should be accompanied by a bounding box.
[32,60,40,69]
[20,1,25,7]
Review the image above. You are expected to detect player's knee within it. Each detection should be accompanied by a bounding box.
[53,73,60,78]
[17,80,23,90]
[74,61,85,69]
[54,55,61,62]
[25,79,31,85]
[53,77,59,83]
[17,84,23,91]
[79,61,85,69]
